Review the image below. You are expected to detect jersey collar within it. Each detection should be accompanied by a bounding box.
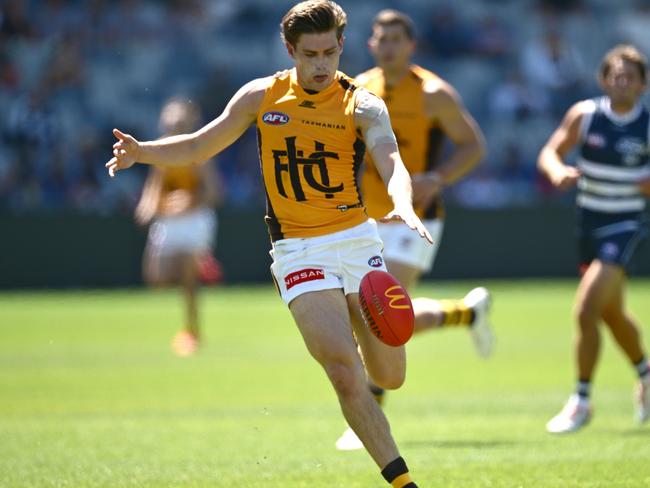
[602,97,643,125]
[290,68,342,100]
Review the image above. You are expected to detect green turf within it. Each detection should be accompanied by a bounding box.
[1,279,650,487]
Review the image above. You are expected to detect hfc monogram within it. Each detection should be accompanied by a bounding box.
[272,137,344,201]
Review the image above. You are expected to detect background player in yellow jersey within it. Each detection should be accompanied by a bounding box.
[336,9,494,451]
[135,98,221,356]
[106,2,429,486]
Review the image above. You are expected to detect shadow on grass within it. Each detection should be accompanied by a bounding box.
[401,439,519,449]
[618,428,650,437]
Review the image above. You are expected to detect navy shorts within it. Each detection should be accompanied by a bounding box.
[578,209,648,271]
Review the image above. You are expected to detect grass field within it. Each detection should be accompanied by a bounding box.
[1,279,650,487]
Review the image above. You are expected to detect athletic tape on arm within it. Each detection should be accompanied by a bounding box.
[355,89,397,151]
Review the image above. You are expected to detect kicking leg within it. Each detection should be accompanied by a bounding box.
[291,289,407,470]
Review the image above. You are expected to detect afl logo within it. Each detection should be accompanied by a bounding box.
[263,111,290,125]
[368,255,383,268]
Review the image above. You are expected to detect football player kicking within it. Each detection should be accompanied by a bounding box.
[336,9,494,451]
[539,45,650,433]
[107,2,430,486]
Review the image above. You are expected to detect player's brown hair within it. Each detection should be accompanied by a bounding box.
[599,44,648,84]
[281,0,347,47]
[372,9,416,40]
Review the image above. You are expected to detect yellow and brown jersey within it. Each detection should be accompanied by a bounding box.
[256,69,367,241]
[356,65,445,220]
[156,164,201,214]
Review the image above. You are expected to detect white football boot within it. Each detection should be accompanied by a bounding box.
[335,427,364,451]
[546,394,592,434]
[464,287,494,358]
[636,372,650,424]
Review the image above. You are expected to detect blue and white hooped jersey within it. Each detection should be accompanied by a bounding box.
[577,96,650,214]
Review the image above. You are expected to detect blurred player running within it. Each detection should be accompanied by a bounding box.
[107,2,430,485]
[134,98,221,356]
[539,45,650,433]
[336,9,494,450]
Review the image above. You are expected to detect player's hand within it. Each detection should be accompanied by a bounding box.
[551,165,580,191]
[411,171,443,209]
[380,205,434,244]
[639,175,650,197]
[106,128,141,178]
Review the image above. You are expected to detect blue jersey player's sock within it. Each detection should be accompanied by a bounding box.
[634,356,649,380]
[576,380,591,400]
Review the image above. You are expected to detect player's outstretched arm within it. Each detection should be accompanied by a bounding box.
[106,78,268,177]
[538,102,585,191]
[354,89,432,244]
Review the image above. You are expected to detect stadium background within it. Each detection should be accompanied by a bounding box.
[1,0,650,287]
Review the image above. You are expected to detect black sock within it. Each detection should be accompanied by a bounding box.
[381,456,417,487]
[369,383,386,406]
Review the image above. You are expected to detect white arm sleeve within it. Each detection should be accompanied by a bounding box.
[354,88,397,151]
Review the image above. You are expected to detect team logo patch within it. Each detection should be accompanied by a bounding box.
[616,137,646,166]
[586,133,606,148]
[284,268,324,290]
[368,255,383,268]
[263,111,290,125]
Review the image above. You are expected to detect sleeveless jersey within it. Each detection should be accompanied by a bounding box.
[577,96,650,214]
[356,65,445,220]
[256,69,367,241]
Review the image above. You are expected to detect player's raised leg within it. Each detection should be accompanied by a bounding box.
[346,292,406,390]
[337,255,493,451]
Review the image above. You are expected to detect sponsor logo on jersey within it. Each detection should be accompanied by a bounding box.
[300,119,346,130]
[368,255,383,267]
[298,100,316,109]
[586,133,606,148]
[284,268,324,290]
[384,285,411,310]
[263,111,290,125]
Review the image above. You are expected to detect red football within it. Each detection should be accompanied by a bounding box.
[358,270,414,346]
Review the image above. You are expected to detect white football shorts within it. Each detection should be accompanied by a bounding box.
[377,219,443,272]
[270,219,388,304]
[147,206,216,256]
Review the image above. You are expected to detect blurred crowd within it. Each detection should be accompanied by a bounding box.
[1,0,649,214]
